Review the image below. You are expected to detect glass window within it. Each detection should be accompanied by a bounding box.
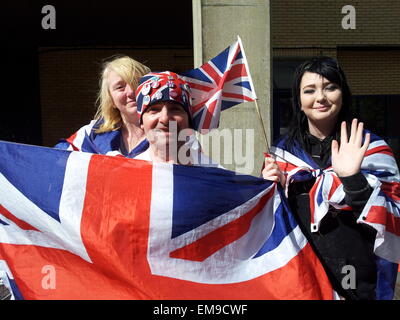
[272,58,307,141]
[352,95,400,166]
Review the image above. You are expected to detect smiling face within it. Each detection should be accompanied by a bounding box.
[300,71,343,131]
[108,70,138,121]
[141,101,190,147]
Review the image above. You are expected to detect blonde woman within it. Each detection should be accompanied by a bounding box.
[55,55,151,157]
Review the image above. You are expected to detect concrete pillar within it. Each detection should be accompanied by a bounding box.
[192,0,271,176]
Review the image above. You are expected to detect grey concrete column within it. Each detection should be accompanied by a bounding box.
[192,0,271,176]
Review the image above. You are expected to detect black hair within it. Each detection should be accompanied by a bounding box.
[285,56,353,149]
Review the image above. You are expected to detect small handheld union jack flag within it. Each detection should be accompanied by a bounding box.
[180,36,257,132]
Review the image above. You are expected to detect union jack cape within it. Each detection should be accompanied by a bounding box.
[180,36,257,132]
[0,140,335,299]
[54,119,149,158]
[269,131,400,299]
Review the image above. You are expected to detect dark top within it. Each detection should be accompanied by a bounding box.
[288,133,377,300]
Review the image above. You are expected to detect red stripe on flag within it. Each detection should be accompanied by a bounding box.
[222,92,254,101]
[1,242,334,299]
[185,81,213,92]
[276,161,298,173]
[202,100,218,130]
[201,64,222,84]
[225,64,247,83]
[230,42,242,65]
[365,205,400,236]
[66,132,79,151]
[81,156,155,298]
[309,180,320,224]
[169,186,276,262]
[328,174,342,200]
[365,145,394,157]
[0,205,39,231]
[381,181,400,201]
[191,101,207,114]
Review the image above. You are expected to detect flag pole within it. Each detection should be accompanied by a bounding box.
[254,99,270,153]
[237,35,270,153]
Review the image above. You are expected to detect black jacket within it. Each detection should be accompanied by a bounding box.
[288,133,377,300]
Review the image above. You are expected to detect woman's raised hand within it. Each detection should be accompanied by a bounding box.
[331,119,370,177]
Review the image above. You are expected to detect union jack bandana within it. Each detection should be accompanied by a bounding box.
[135,71,192,122]
[268,131,400,265]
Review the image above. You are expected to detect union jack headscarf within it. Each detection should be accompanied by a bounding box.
[268,130,400,298]
[135,71,192,123]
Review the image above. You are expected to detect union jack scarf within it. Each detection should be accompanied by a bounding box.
[54,119,149,158]
[269,130,400,299]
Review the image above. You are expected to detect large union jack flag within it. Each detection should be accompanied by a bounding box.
[180,36,257,132]
[269,131,400,299]
[0,140,335,299]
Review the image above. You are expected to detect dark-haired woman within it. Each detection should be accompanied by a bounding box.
[262,56,399,300]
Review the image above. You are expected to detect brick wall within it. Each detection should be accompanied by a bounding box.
[271,0,400,48]
[271,0,400,95]
[338,49,400,95]
[39,47,193,146]
[273,48,337,58]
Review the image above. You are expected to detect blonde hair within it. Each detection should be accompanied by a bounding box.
[94,55,151,133]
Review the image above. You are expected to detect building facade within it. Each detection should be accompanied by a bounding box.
[1,1,399,166]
